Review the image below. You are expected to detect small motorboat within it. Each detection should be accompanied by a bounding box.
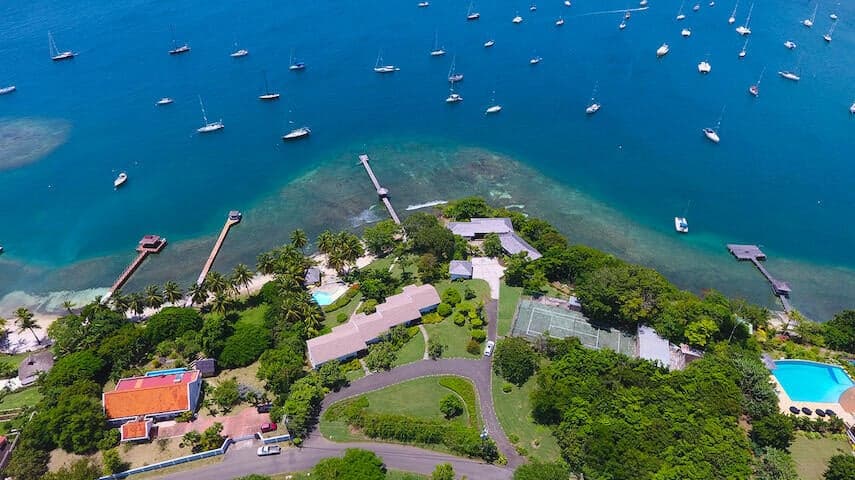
[156,97,174,106]
[682,28,692,37]
[114,172,128,188]
[485,105,502,114]
[585,103,601,114]
[674,217,689,233]
[739,49,746,58]
[801,407,813,415]
[484,39,495,48]
[513,15,523,23]
[282,127,311,141]
[829,13,838,20]
[784,40,797,49]
[529,56,542,65]
[749,85,759,97]
[230,48,249,58]
[709,1,715,6]
[565,0,572,6]
[258,93,280,101]
[693,3,700,11]
[849,102,855,114]
[625,11,631,19]
[430,48,446,57]
[169,44,190,55]
[0,85,16,95]
[736,25,751,35]
[698,61,711,74]
[702,127,720,143]
[418,1,429,7]
[728,16,736,24]
[640,0,648,5]
[556,17,565,26]
[823,33,832,42]
[289,61,306,71]
[677,13,686,20]
[778,71,800,81]
[0,245,4,255]
[656,43,670,57]
[788,406,800,414]
[530,4,537,12]
[445,92,463,103]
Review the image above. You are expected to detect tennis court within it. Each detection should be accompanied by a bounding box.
[510,299,637,357]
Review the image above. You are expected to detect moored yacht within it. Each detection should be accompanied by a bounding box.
[778,71,800,81]
[230,48,249,58]
[0,85,16,95]
[830,13,838,20]
[619,20,627,30]
[513,14,523,23]
[283,127,311,141]
[467,2,480,20]
[682,28,692,37]
[114,172,128,189]
[155,97,173,106]
[49,32,76,61]
[702,127,720,143]
[445,89,463,103]
[850,102,855,114]
[484,39,495,48]
[418,1,429,7]
[698,61,711,74]
[585,102,601,114]
[656,43,670,57]
[373,52,399,73]
[197,96,224,133]
[693,3,700,11]
[784,40,796,49]
[485,105,502,114]
[429,32,446,56]
[803,4,818,27]
[674,217,689,233]
[529,55,542,65]
[556,17,565,26]
[749,84,759,96]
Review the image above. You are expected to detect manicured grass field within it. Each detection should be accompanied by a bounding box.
[345,366,365,382]
[491,372,561,462]
[0,386,42,410]
[790,434,851,480]
[424,320,480,359]
[393,331,425,366]
[235,304,268,327]
[498,282,522,337]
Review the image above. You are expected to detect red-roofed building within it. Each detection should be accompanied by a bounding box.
[120,420,153,442]
[103,370,202,424]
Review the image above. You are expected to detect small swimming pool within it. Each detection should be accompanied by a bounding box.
[312,291,334,306]
[772,360,855,403]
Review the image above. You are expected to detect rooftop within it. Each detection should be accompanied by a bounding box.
[499,232,542,260]
[726,244,767,261]
[447,217,514,237]
[18,350,54,386]
[449,260,473,277]
[104,370,200,420]
[120,420,152,442]
[637,326,672,368]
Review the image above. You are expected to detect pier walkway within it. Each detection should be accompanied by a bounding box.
[196,211,242,286]
[358,154,401,225]
[727,244,793,312]
[102,235,167,303]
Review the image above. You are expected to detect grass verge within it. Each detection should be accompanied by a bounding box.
[498,281,522,337]
[491,371,560,462]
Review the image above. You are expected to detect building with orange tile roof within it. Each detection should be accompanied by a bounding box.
[103,370,202,424]
[120,419,153,442]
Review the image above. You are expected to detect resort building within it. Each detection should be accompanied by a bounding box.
[17,350,54,387]
[449,260,474,280]
[446,217,542,260]
[636,326,703,371]
[102,369,202,429]
[307,284,440,368]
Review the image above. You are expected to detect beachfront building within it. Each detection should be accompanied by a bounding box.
[446,217,542,260]
[637,326,703,371]
[307,284,440,368]
[17,350,54,387]
[103,369,203,440]
[449,260,474,280]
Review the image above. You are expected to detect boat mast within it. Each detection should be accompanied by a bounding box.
[263,71,270,95]
[745,2,754,25]
[730,0,738,18]
[757,66,766,84]
[48,32,57,57]
[198,96,209,125]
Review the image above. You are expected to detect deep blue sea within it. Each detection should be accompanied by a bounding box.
[1,0,854,319]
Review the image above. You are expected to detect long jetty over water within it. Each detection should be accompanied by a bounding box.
[102,235,167,303]
[358,154,401,225]
[726,244,793,312]
[196,211,242,286]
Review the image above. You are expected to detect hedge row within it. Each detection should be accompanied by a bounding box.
[438,377,479,428]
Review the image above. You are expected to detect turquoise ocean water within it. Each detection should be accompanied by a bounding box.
[1,0,854,319]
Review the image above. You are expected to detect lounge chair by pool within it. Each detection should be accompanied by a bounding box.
[826,409,837,417]
[816,409,826,417]
[801,407,813,415]
[788,406,800,414]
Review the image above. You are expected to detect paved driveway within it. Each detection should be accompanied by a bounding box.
[156,406,273,439]
[470,257,504,300]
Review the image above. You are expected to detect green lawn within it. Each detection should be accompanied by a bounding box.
[0,386,42,410]
[424,320,480,359]
[433,279,491,303]
[364,255,397,274]
[790,434,851,480]
[271,470,426,480]
[322,292,363,331]
[393,332,425,366]
[491,372,561,462]
[498,282,522,337]
[345,367,365,382]
[235,304,268,327]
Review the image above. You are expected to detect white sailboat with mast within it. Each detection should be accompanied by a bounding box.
[585,83,601,114]
[676,1,687,20]
[430,32,446,57]
[467,2,480,20]
[803,3,818,27]
[823,22,836,42]
[48,32,76,61]
[373,51,399,73]
[703,107,724,143]
[736,2,753,35]
[739,38,749,58]
[230,39,248,57]
[258,71,280,101]
[197,96,224,133]
[168,26,190,55]
[748,67,765,97]
[448,56,464,83]
[289,49,306,70]
[728,0,738,24]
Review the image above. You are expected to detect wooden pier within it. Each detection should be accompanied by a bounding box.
[196,211,242,286]
[102,235,167,302]
[727,244,793,312]
[358,154,401,225]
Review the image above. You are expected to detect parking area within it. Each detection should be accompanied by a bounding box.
[470,257,504,300]
[155,405,279,439]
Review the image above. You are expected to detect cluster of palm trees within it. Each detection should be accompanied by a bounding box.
[316,230,364,275]
[0,307,43,344]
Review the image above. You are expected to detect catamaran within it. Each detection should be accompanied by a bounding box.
[197,96,224,133]
[676,1,687,20]
[698,61,712,74]
[114,172,128,189]
[283,127,311,141]
[448,57,464,83]
[728,0,738,23]
[48,32,75,61]
[485,90,502,114]
[739,38,749,58]
[155,97,174,106]
[736,2,753,35]
[430,32,446,57]
[803,4,818,27]
[656,43,670,57]
[258,71,280,101]
[289,50,306,70]
[0,85,16,95]
[373,52,399,73]
[445,86,463,103]
[467,2,480,20]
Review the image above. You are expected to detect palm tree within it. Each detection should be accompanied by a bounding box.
[210,291,232,315]
[110,290,130,314]
[301,301,324,337]
[256,251,276,275]
[188,283,209,307]
[317,230,335,255]
[231,264,253,294]
[291,229,308,250]
[14,307,40,344]
[61,300,76,315]
[144,285,164,309]
[205,271,229,295]
[163,281,183,305]
[127,293,146,317]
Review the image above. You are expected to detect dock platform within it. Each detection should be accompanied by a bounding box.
[358,154,401,225]
[102,235,167,302]
[196,211,242,286]
[727,244,793,311]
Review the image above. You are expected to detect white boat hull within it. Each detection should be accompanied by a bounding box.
[198,123,224,133]
[485,105,502,114]
[674,217,689,233]
[0,86,16,95]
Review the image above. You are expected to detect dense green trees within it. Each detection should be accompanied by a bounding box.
[750,413,794,450]
[144,307,202,345]
[753,447,799,480]
[822,310,855,353]
[824,454,855,480]
[312,448,386,480]
[439,394,463,419]
[48,303,127,356]
[431,463,455,480]
[257,345,306,396]
[4,445,49,480]
[317,230,364,274]
[279,375,325,438]
[219,323,272,368]
[363,219,401,256]
[442,196,493,221]
[404,213,456,261]
[365,341,397,371]
[513,461,570,480]
[482,232,504,258]
[493,337,539,386]
[211,377,241,413]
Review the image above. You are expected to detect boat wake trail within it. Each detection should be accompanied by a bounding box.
[405,200,447,211]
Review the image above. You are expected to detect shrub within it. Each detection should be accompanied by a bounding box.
[463,286,477,300]
[440,394,464,419]
[259,281,280,304]
[466,339,481,355]
[493,337,540,386]
[144,307,202,345]
[102,449,128,475]
[452,312,466,326]
[365,342,397,371]
[361,299,378,314]
[428,339,446,360]
[508,434,519,444]
[97,429,120,451]
[175,411,195,423]
[470,317,484,328]
[219,324,272,369]
[422,312,443,324]
[442,288,462,306]
[751,414,794,450]
[470,329,486,343]
[437,303,453,317]
[336,312,348,323]
[502,383,513,393]
[515,445,529,456]
[438,377,477,426]
[323,286,359,313]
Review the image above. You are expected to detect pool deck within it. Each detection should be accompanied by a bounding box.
[770,374,855,426]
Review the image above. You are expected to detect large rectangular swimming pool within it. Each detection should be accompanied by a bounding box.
[772,360,855,403]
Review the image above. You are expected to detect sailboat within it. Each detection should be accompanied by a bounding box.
[230,42,249,57]
[736,2,753,35]
[467,2,480,20]
[728,0,738,23]
[430,32,446,57]
[803,4,818,27]
[155,97,174,106]
[778,70,800,81]
[418,1,430,7]
[693,3,701,11]
[373,51,399,73]
[739,38,749,58]
[48,32,76,61]
[168,26,190,55]
[556,17,565,26]
[703,107,724,143]
[657,43,670,57]
[484,39,495,48]
[197,96,224,133]
[283,126,311,141]
[258,71,280,101]
[823,22,836,42]
[784,40,797,49]
[850,102,855,114]
[512,12,523,23]
[529,55,542,65]
[448,57,464,83]
[682,28,692,37]
[485,90,502,114]
[585,83,601,114]
[676,1,687,20]
[289,50,306,70]
[445,86,463,103]
[748,67,765,97]
[114,172,128,189]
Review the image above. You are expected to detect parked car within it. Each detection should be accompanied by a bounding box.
[256,403,272,414]
[484,340,495,357]
[260,422,278,433]
[257,445,281,456]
